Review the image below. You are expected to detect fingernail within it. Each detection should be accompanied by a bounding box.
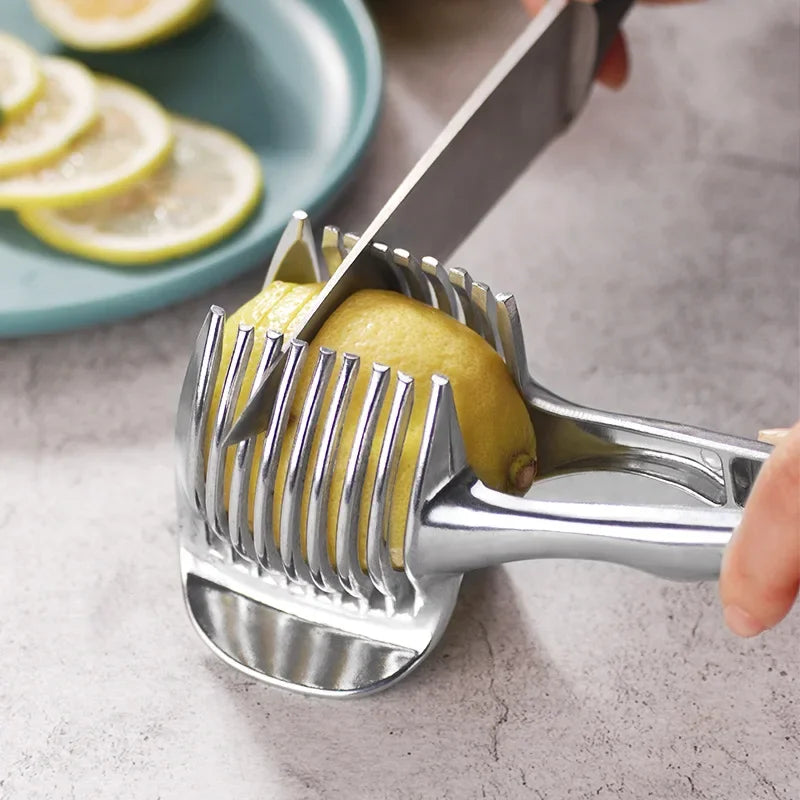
[724,605,766,638]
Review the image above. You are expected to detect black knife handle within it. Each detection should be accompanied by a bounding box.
[594,0,636,71]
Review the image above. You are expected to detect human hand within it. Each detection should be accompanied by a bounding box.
[720,424,800,637]
[522,1,700,89]
[523,1,798,639]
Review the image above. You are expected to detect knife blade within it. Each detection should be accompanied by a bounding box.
[226,0,634,445]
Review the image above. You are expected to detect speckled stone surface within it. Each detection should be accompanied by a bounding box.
[1,1,798,798]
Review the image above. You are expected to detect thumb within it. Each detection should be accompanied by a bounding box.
[719,422,800,636]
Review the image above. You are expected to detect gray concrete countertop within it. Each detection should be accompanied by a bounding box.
[1,1,798,798]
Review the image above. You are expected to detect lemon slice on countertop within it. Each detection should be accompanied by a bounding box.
[0,74,172,208]
[19,116,262,264]
[28,0,214,52]
[0,31,44,121]
[0,56,96,176]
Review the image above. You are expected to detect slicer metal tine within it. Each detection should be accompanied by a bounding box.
[335,364,391,599]
[366,373,414,602]
[470,281,502,355]
[263,209,328,287]
[205,324,255,544]
[280,348,336,584]
[447,267,482,334]
[372,241,411,298]
[253,340,308,572]
[306,354,360,594]
[404,375,470,581]
[495,292,532,390]
[391,248,432,305]
[321,226,347,274]
[177,306,225,518]
[420,256,459,317]
[229,330,284,560]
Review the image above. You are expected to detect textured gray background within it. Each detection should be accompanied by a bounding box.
[1,1,799,798]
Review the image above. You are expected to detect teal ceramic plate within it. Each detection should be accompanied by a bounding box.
[0,0,382,337]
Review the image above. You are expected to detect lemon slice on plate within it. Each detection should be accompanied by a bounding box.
[20,116,262,264]
[0,56,96,176]
[0,75,172,207]
[0,31,44,121]
[29,0,214,51]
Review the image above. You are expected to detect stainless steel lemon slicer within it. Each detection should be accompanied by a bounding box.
[174,0,772,697]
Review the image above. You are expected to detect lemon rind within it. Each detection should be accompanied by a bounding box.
[29,0,213,52]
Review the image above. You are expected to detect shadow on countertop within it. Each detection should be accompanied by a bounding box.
[212,566,563,796]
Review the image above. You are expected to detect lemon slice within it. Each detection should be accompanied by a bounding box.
[0,32,44,121]
[29,0,213,52]
[20,117,262,264]
[0,75,172,208]
[0,56,96,177]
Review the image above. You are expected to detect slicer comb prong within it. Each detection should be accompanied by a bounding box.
[306,353,359,594]
[264,209,328,286]
[470,280,502,356]
[391,248,431,305]
[342,231,359,251]
[205,323,254,545]
[366,373,414,602]
[229,330,284,560]
[321,225,347,273]
[495,292,532,391]
[420,256,459,317]
[371,241,411,297]
[280,348,336,583]
[253,339,308,572]
[177,305,225,520]
[446,267,482,334]
[335,364,391,599]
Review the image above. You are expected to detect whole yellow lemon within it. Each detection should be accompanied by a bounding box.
[207,283,536,570]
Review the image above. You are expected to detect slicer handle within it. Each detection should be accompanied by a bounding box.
[594,0,636,70]
[418,474,741,581]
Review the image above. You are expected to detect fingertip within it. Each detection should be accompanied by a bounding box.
[597,31,629,89]
[720,522,799,634]
[521,0,547,14]
[719,422,800,634]
[723,605,766,638]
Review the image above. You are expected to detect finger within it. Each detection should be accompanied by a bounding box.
[719,421,800,636]
[523,1,702,14]
[521,0,547,13]
[596,30,629,88]
[522,0,595,15]
[521,1,630,87]
[759,428,790,446]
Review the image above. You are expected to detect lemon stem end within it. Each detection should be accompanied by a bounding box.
[509,453,537,494]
